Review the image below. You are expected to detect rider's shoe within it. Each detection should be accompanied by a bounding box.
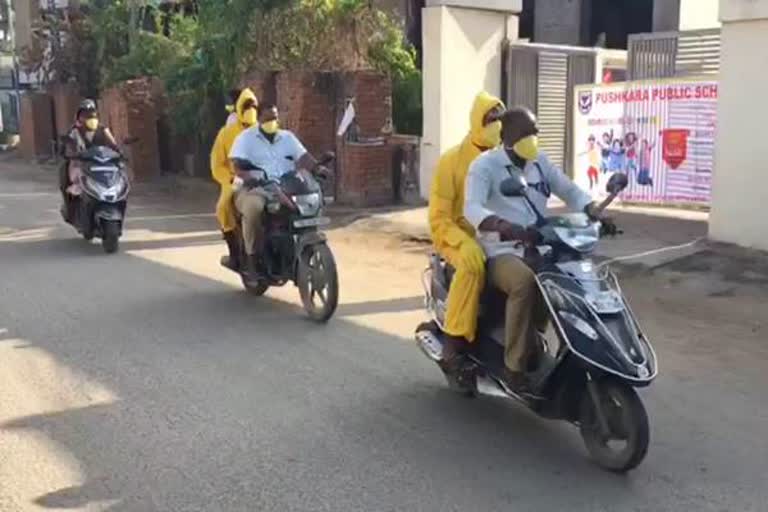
[499,368,531,394]
[221,232,240,270]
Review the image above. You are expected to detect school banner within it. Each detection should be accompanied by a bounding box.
[572,78,718,206]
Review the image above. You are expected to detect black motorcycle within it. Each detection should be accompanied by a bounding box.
[60,144,130,254]
[416,172,657,472]
[224,155,339,323]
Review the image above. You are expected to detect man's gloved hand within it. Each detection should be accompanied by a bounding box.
[498,220,542,245]
[600,217,619,237]
[315,165,333,180]
[585,202,619,237]
[458,239,486,272]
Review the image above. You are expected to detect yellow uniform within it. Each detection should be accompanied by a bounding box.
[428,91,504,341]
[210,89,258,232]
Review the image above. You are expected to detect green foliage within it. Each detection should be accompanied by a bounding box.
[101,32,190,88]
[61,0,422,137]
[393,70,422,135]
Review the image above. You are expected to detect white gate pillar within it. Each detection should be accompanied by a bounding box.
[419,0,521,200]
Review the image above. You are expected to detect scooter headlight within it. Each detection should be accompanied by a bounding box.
[292,193,321,217]
[559,311,599,340]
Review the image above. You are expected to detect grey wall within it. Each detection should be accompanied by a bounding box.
[534,0,586,45]
[653,0,681,31]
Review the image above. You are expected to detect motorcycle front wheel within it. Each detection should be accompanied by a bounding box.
[579,379,649,473]
[297,243,338,323]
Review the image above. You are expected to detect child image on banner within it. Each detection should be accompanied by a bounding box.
[599,130,613,173]
[637,137,656,187]
[624,132,638,178]
[579,135,602,190]
[608,137,626,173]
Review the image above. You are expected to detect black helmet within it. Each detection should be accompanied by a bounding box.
[76,99,97,118]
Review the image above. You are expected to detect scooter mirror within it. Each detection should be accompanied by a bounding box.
[500,174,527,197]
[606,172,629,195]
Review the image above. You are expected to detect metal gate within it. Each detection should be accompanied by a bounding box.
[628,28,721,80]
[504,43,606,177]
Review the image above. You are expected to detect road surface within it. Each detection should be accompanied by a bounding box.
[1,163,766,511]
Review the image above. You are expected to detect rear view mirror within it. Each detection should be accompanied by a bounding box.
[500,174,527,197]
[606,172,629,195]
[318,151,335,165]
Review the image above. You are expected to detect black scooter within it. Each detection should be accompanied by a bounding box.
[60,144,130,254]
[416,173,658,472]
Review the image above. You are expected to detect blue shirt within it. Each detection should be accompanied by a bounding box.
[464,148,592,258]
[229,127,307,180]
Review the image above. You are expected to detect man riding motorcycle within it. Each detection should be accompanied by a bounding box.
[211,88,259,269]
[228,103,324,276]
[428,91,505,357]
[464,107,611,390]
[60,100,119,221]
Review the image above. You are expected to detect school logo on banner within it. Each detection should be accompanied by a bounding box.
[578,91,593,115]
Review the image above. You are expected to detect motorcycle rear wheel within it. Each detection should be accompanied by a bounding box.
[297,243,338,323]
[579,379,649,473]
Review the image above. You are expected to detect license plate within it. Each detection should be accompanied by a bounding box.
[294,216,330,228]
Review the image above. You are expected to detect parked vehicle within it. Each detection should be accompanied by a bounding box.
[61,144,130,254]
[415,172,657,472]
[224,154,339,322]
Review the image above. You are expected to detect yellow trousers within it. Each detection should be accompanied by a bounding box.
[216,186,237,233]
[440,245,485,342]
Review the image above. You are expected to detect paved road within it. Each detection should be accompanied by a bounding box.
[1,164,766,511]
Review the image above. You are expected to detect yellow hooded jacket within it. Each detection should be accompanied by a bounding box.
[427,91,504,342]
[428,91,504,252]
[210,88,258,232]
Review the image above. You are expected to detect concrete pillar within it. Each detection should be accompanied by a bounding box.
[419,0,521,199]
[709,0,768,250]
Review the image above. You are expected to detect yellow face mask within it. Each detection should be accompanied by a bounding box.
[241,107,257,127]
[85,118,99,132]
[511,135,539,161]
[477,120,502,149]
[261,120,279,135]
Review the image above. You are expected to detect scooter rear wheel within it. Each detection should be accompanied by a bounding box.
[579,379,649,473]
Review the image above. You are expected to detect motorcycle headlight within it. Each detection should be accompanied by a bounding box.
[292,193,321,217]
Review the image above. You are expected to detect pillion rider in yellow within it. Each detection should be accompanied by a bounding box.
[428,91,505,359]
[210,88,259,269]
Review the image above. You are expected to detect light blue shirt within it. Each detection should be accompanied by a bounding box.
[464,148,592,258]
[229,127,307,180]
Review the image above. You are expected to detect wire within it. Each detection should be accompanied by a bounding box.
[596,237,705,270]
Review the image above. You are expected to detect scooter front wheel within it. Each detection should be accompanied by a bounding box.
[101,220,121,254]
[579,379,649,473]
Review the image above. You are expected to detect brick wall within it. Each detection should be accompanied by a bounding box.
[235,69,395,205]
[275,71,340,160]
[19,92,55,160]
[101,78,161,181]
[338,141,394,207]
[48,83,81,138]
[341,70,393,138]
